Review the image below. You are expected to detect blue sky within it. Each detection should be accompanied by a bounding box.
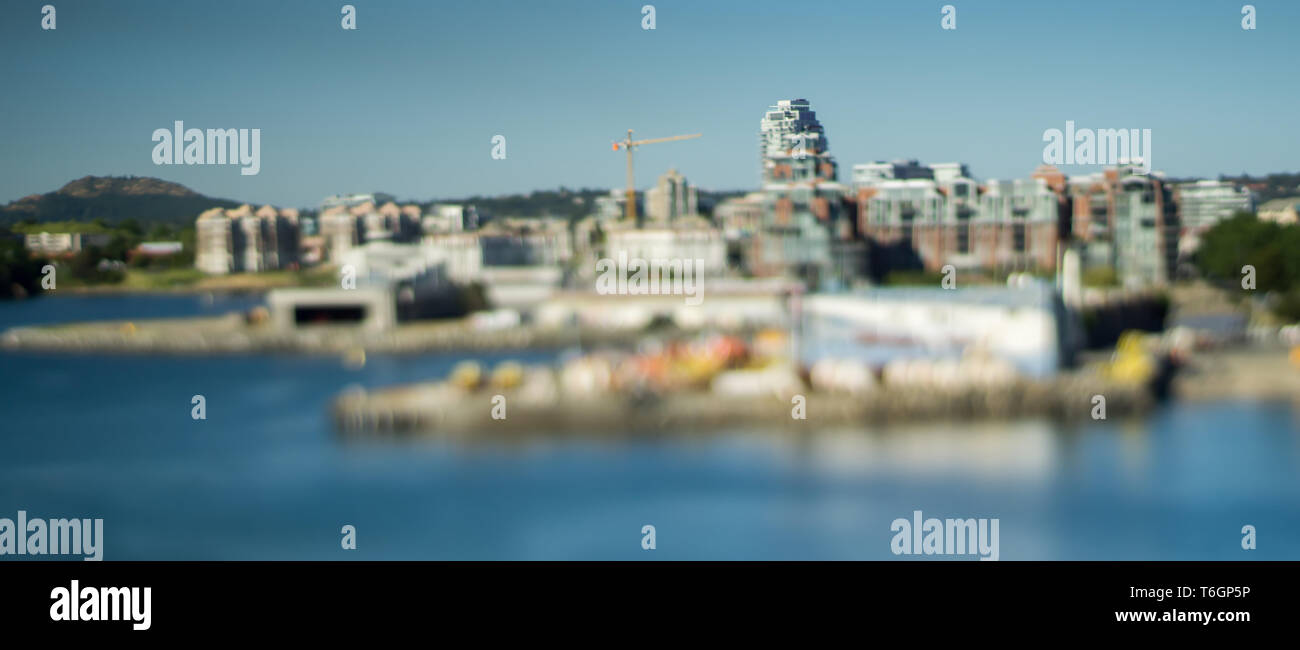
[2,0,1296,208]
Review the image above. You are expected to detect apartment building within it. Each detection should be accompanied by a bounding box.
[194,205,300,274]
[856,160,1064,274]
[1175,179,1254,230]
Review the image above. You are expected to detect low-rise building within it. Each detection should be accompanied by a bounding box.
[1258,197,1300,224]
[602,217,727,277]
[479,218,572,267]
[23,232,111,255]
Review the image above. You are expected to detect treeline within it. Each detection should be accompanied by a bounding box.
[1194,211,1300,320]
[1217,172,1300,203]
[420,187,747,221]
[0,237,47,298]
[0,220,197,298]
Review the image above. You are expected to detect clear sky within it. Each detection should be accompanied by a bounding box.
[2,0,1296,208]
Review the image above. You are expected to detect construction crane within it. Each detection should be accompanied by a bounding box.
[611,129,701,222]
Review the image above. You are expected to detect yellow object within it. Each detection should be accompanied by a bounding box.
[449,361,483,390]
[490,362,524,389]
[1103,331,1156,384]
[1290,346,1300,368]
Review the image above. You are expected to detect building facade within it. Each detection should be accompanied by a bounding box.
[1175,180,1254,230]
[195,205,300,275]
[644,168,698,224]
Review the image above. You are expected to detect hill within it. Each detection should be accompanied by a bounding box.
[0,176,241,227]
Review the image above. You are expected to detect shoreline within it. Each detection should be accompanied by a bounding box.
[15,286,272,297]
[0,314,704,356]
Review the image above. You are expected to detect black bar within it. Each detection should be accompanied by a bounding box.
[0,561,1288,637]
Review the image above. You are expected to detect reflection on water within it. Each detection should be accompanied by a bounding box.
[1,294,1298,560]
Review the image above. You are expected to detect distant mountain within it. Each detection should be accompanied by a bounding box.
[0,176,241,227]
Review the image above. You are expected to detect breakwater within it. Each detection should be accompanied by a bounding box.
[332,372,1154,438]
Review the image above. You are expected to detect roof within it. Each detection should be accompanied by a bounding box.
[820,283,1059,310]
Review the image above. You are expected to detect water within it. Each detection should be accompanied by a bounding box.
[2,294,1299,560]
[0,293,266,331]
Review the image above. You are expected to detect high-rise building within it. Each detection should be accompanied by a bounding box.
[751,99,854,282]
[195,204,300,274]
[644,168,698,224]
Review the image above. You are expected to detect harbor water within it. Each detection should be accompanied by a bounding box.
[2,294,1298,559]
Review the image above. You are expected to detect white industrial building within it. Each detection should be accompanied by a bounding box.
[799,284,1076,378]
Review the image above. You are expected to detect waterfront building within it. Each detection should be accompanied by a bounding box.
[850,157,1181,286]
[975,172,1064,272]
[267,241,462,330]
[856,160,1064,274]
[799,282,1078,379]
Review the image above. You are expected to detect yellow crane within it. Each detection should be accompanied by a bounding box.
[611,129,701,222]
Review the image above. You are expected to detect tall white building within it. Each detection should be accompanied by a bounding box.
[752,99,853,280]
[195,205,300,274]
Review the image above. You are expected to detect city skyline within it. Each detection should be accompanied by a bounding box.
[3,0,1297,208]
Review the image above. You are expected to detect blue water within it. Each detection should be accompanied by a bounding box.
[2,294,1299,560]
